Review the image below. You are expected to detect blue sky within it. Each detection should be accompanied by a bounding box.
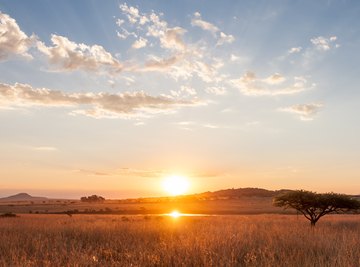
[0,0,359,198]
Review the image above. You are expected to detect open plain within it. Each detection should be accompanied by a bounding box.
[0,214,359,266]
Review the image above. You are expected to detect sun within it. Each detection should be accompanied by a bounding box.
[169,210,181,218]
[162,175,190,196]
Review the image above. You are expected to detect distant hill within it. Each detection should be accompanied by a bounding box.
[0,193,48,202]
[194,187,292,200]
[127,187,293,204]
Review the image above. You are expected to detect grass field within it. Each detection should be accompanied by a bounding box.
[0,197,291,215]
[0,214,359,266]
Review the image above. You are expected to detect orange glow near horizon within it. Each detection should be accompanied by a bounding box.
[169,210,181,218]
[162,175,190,196]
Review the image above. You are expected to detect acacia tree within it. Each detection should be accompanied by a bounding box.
[273,190,360,226]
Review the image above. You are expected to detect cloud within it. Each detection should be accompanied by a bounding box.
[118,4,187,53]
[0,12,36,61]
[0,82,200,118]
[191,12,235,46]
[310,36,338,51]
[119,3,141,24]
[205,86,226,95]
[132,37,148,49]
[191,12,219,35]
[288,47,302,54]
[217,32,235,46]
[263,73,286,85]
[143,55,182,71]
[116,28,137,39]
[37,35,123,73]
[230,72,314,96]
[279,103,323,120]
[32,146,58,151]
[161,27,187,51]
[116,5,226,83]
[170,85,197,98]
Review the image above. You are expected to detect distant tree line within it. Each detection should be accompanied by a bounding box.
[80,195,105,202]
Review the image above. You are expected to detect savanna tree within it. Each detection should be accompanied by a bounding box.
[273,190,360,226]
[80,195,105,202]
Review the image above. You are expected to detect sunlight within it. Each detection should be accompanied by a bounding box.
[169,210,181,218]
[162,175,190,196]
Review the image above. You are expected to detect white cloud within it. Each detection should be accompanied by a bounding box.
[0,82,200,119]
[180,85,197,96]
[191,12,219,35]
[279,103,323,120]
[263,73,286,85]
[310,36,338,51]
[116,28,137,39]
[230,72,314,96]
[0,12,36,61]
[161,27,187,51]
[288,47,302,54]
[119,3,140,24]
[37,35,123,73]
[191,12,235,46]
[205,86,226,95]
[116,19,125,27]
[217,32,235,46]
[143,55,182,71]
[132,37,148,49]
[119,5,187,53]
[170,85,197,98]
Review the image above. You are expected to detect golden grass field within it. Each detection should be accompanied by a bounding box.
[0,214,359,266]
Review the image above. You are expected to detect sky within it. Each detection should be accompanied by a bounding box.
[0,0,360,198]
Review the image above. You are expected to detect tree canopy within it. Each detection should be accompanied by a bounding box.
[273,190,360,226]
[80,195,105,202]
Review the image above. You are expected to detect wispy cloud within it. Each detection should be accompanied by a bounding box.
[230,72,314,96]
[31,146,58,151]
[0,12,36,61]
[191,12,234,46]
[0,82,201,119]
[205,86,227,95]
[279,103,323,121]
[191,12,219,35]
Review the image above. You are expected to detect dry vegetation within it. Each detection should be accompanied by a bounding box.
[0,214,359,266]
[0,197,289,215]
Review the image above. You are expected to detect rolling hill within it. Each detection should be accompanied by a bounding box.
[0,193,48,202]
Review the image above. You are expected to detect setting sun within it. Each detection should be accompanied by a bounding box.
[169,210,181,218]
[162,175,190,196]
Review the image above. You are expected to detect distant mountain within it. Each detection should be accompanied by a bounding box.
[0,193,48,202]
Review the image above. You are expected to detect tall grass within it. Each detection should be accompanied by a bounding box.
[0,214,359,266]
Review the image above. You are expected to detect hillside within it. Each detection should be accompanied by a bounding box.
[0,193,48,202]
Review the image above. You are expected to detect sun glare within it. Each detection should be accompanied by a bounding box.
[169,210,181,218]
[162,175,190,196]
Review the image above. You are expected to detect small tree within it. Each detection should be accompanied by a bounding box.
[273,190,360,226]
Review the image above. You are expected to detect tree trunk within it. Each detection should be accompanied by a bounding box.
[310,220,316,227]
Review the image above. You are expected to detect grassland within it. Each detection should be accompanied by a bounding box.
[0,214,359,266]
[0,196,291,215]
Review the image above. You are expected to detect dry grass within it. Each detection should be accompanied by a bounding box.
[0,214,359,266]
